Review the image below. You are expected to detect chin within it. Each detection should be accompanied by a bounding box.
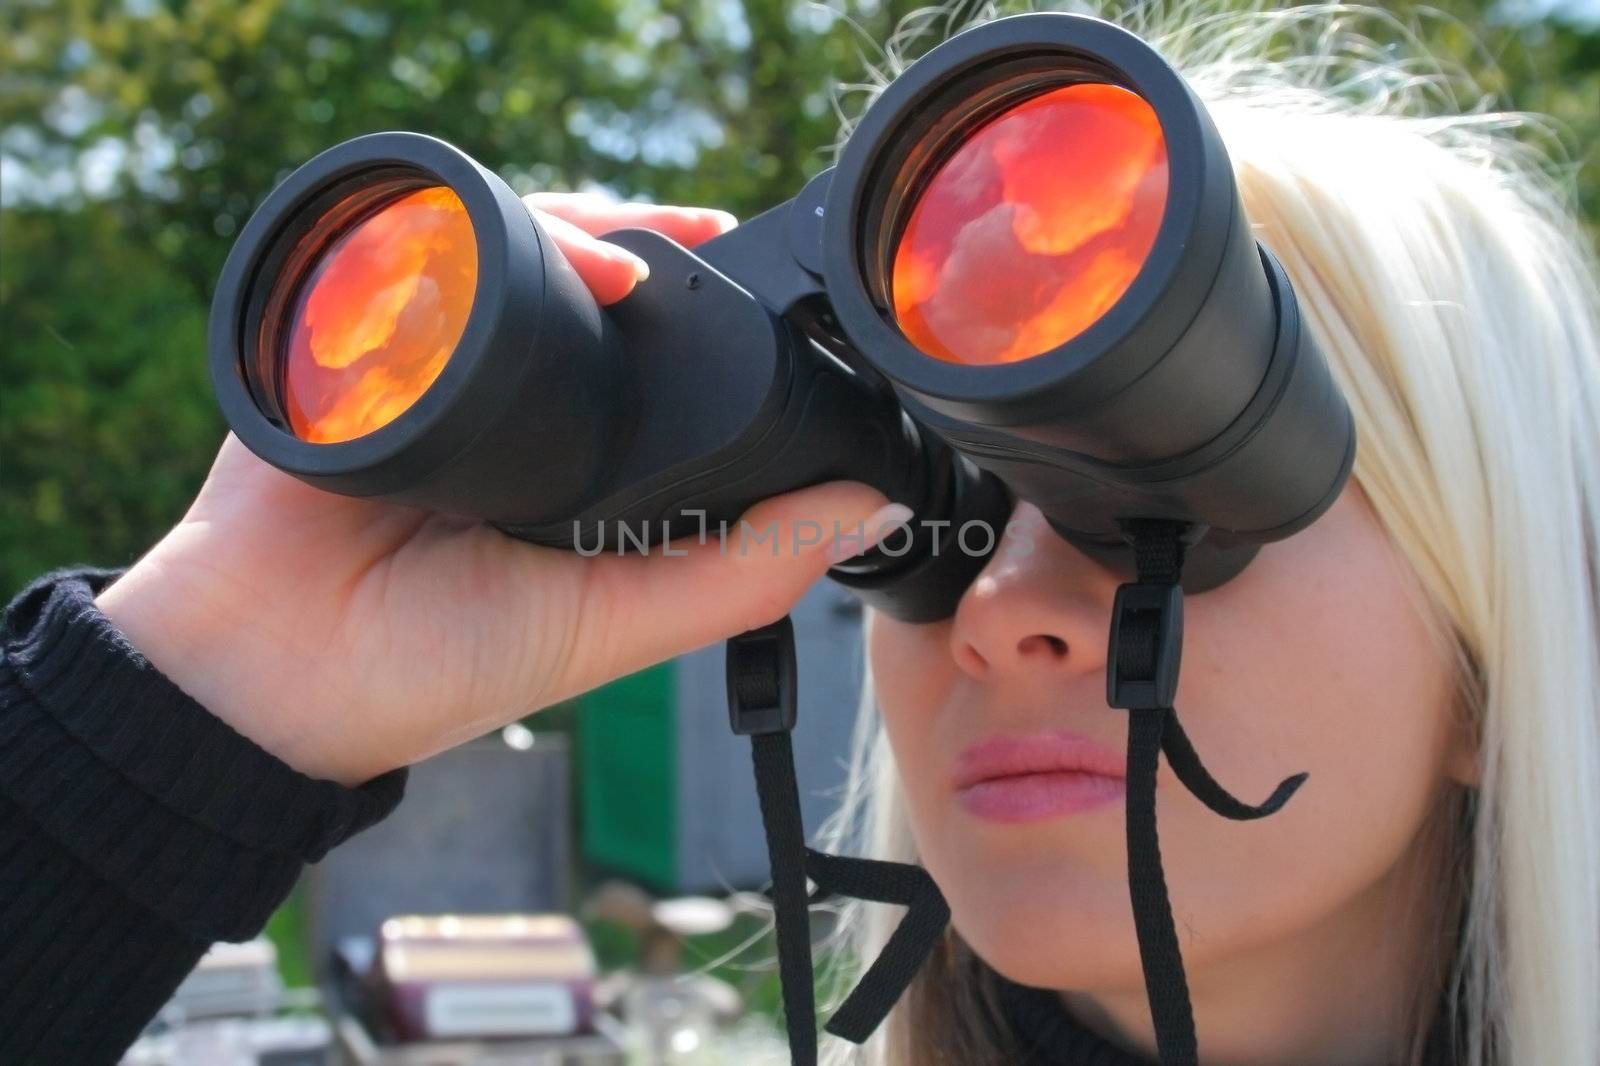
[929,842,1149,991]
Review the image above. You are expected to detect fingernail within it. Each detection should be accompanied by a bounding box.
[629,254,650,282]
[710,209,738,233]
[827,502,914,563]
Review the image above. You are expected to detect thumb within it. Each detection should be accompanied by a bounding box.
[706,480,909,634]
[583,481,908,681]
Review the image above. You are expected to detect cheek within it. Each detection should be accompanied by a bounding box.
[863,493,1460,993]
[1157,511,1459,964]
[866,616,958,814]
[865,617,970,856]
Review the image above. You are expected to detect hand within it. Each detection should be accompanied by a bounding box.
[98,193,896,785]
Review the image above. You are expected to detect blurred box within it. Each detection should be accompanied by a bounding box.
[328,914,622,1066]
[371,915,597,1041]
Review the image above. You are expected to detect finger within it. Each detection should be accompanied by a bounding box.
[525,191,737,248]
[530,206,649,306]
[579,482,908,686]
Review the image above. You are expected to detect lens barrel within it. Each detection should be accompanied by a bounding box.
[210,12,1355,618]
[210,133,1003,619]
[818,13,1355,584]
[213,133,628,528]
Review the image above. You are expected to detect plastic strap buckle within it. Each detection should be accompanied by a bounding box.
[726,617,799,736]
[1107,581,1185,711]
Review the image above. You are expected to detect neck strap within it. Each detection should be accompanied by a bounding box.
[726,522,1308,1065]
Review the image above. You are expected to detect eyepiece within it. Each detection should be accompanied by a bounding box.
[888,81,1167,366]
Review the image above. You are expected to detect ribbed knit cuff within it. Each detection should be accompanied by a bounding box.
[0,567,407,942]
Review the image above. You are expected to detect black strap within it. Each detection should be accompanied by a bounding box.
[730,618,953,1065]
[1162,712,1306,820]
[749,729,820,1065]
[1125,707,1195,1062]
[1113,521,1309,1066]
[806,848,950,1042]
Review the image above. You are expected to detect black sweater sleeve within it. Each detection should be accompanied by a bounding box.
[0,568,407,1065]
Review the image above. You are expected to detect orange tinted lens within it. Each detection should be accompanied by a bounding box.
[891,83,1168,365]
[282,185,477,443]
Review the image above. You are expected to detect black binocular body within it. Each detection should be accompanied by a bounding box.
[210,13,1355,621]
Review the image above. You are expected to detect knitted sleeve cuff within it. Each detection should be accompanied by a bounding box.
[0,567,408,943]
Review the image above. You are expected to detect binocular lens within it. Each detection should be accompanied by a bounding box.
[891,82,1168,365]
[274,184,477,443]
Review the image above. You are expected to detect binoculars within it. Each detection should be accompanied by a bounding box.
[209,13,1354,622]
[207,16,1352,1064]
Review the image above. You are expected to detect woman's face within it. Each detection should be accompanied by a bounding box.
[868,486,1468,994]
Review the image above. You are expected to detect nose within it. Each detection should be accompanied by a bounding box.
[948,502,1124,683]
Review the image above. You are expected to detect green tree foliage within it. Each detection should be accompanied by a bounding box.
[2,205,217,581]
[1,0,1595,594]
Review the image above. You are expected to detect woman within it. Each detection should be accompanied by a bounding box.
[815,6,1600,1064]
[1,4,1595,1065]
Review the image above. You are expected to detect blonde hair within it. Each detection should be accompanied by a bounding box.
[812,4,1600,1065]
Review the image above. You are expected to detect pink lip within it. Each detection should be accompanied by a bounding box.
[954,731,1127,823]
